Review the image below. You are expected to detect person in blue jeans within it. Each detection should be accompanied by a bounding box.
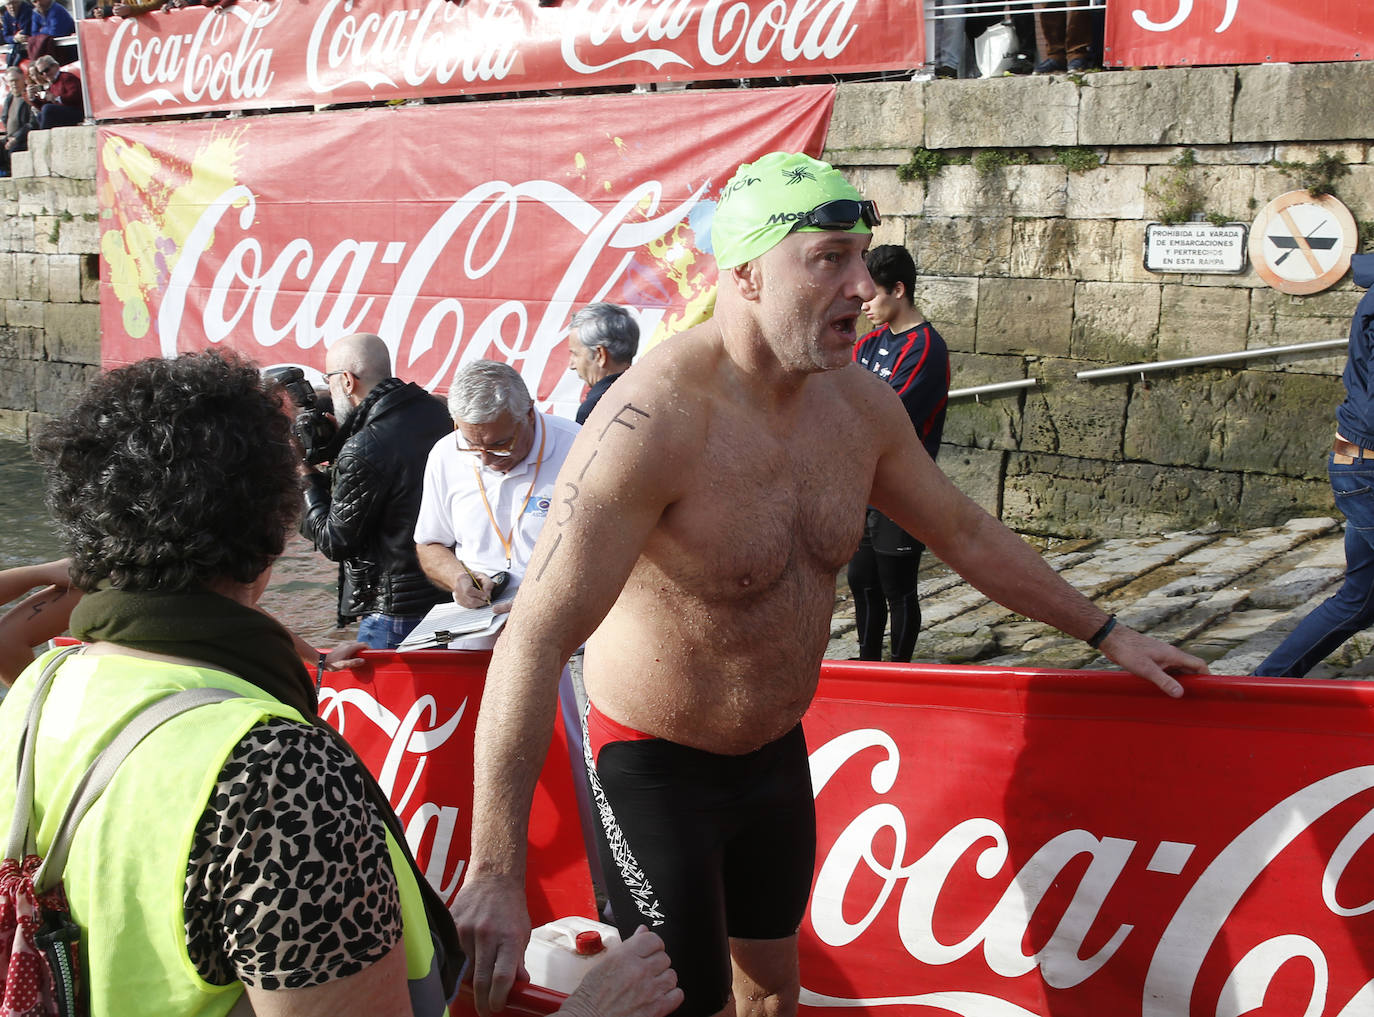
[1257,253,1374,678]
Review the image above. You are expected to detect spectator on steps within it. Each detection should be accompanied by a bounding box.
[27,53,81,129]
[1,0,30,66]
[1033,0,1098,73]
[14,0,72,62]
[0,64,33,174]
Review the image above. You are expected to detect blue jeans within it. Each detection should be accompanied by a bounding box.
[1256,455,1374,678]
[355,612,424,650]
[933,0,966,70]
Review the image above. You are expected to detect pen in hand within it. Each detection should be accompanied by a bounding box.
[456,559,491,606]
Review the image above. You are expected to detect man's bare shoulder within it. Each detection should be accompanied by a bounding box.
[786,360,902,431]
[832,360,913,425]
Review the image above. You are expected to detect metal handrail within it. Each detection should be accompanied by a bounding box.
[1075,339,1349,382]
[928,1,1105,17]
[949,378,1040,401]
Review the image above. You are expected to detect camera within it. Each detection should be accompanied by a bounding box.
[265,365,341,465]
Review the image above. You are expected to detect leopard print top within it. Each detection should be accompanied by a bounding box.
[183,719,403,989]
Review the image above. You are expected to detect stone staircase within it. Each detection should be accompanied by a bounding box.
[826,517,1374,680]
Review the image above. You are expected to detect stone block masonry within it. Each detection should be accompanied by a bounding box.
[825,60,1373,538]
[0,126,101,443]
[0,63,1369,537]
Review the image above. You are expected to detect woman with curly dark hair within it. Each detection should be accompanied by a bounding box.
[0,351,365,683]
[0,350,678,1017]
[37,349,300,595]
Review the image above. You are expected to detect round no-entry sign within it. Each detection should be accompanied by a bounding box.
[1249,190,1357,295]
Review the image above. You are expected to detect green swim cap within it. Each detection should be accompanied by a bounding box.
[711,152,869,269]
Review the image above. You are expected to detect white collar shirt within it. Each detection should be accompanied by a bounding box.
[414,411,581,598]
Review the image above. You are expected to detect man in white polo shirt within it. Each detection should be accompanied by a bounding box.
[414,358,604,901]
[415,360,581,632]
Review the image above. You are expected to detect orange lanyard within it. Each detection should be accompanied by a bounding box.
[472,415,546,569]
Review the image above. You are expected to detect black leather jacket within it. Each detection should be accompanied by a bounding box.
[300,378,453,624]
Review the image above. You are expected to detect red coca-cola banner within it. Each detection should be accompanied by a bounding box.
[318,648,597,925]
[76,0,920,121]
[96,86,833,408]
[1106,0,1374,67]
[330,649,1374,1015]
[803,663,1374,1016]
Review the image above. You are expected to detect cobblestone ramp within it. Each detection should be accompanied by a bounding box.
[826,517,1370,679]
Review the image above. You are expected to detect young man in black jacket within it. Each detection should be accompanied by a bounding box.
[299,332,453,647]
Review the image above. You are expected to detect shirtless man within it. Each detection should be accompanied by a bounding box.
[453,152,1207,1017]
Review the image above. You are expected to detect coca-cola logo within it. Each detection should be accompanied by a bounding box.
[101,1,278,109]
[805,729,1374,1015]
[151,173,705,399]
[559,0,861,73]
[319,684,473,904]
[305,0,518,93]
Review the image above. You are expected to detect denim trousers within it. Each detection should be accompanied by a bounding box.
[355,612,424,650]
[1256,455,1374,678]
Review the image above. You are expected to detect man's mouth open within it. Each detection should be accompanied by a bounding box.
[832,313,859,342]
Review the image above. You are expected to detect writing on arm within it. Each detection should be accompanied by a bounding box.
[534,403,652,583]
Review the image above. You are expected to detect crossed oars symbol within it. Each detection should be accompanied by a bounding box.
[1271,209,1336,271]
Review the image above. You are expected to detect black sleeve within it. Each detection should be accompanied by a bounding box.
[298,446,388,562]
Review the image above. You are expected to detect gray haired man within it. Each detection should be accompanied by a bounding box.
[568,303,640,424]
[415,360,581,617]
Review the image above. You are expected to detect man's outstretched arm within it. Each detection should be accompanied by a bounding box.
[864,384,1206,696]
[0,560,80,686]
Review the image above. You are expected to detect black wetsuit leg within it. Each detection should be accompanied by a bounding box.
[876,545,924,663]
[584,724,815,1017]
[847,528,887,662]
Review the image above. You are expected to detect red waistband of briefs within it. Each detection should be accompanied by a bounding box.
[586,699,656,768]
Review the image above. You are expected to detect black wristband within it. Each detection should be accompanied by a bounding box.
[1086,614,1117,649]
[315,650,328,688]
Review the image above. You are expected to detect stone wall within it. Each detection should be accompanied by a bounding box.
[0,125,100,443]
[824,61,1374,537]
[2,62,1372,537]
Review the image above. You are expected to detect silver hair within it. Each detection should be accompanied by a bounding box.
[569,303,639,365]
[447,360,532,424]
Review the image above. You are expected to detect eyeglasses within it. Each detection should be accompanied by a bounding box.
[454,430,520,457]
[787,199,881,234]
[321,370,350,381]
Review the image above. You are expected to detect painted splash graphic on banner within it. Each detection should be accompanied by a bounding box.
[100,129,250,342]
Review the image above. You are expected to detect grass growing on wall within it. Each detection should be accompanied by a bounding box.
[1270,149,1351,197]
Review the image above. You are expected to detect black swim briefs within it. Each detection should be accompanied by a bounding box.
[582,704,816,1017]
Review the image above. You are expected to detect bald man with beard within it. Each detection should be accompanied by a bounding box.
[299,332,454,648]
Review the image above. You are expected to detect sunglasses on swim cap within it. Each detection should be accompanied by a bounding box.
[787,198,881,234]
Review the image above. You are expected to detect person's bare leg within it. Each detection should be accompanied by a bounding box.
[728,935,800,1017]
